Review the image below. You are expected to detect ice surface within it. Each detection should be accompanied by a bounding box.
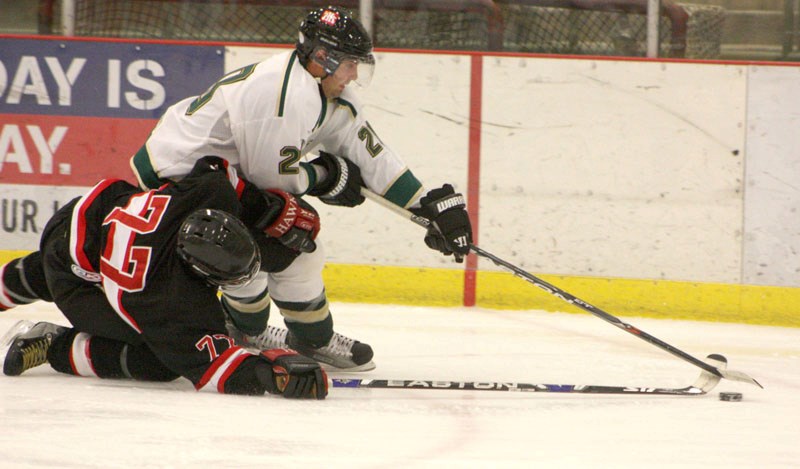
[1,302,798,468]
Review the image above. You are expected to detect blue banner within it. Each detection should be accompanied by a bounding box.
[0,38,224,119]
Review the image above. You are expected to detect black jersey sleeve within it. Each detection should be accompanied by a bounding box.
[174,155,271,228]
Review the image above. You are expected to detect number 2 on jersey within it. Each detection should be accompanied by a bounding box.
[186,64,257,115]
[279,146,301,174]
[358,123,384,157]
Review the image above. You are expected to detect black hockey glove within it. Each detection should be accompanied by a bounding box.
[307,151,366,207]
[411,184,473,263]
[256,190,320,254]
[258,349,328,399]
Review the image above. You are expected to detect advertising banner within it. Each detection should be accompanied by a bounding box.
[0,37,224,248]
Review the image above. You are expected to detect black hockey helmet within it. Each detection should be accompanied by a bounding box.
[296,6,375,86]
[176,209,260,288]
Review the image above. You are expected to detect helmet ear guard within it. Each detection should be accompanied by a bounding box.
[176,209,260,288]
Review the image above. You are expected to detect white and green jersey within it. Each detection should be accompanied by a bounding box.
[131,50,423,208]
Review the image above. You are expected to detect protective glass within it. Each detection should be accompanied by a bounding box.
[316,48,376,88]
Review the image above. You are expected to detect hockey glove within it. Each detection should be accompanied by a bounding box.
[307,151,366,207]
[411,184,473,263]
[256,190,320,253]
[259,349,328,399]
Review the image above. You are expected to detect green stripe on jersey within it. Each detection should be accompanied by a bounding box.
[278,52,297,117]
[383,170,423,207]
[299,162,318,195]
[336,98,357,118]
[131,145,162,190]
[314,88,328,131]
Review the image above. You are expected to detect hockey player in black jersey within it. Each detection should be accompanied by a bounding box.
[0,156,327,399]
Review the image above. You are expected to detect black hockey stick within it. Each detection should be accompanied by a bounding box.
[331,353,724,395]
[361,188,762,389]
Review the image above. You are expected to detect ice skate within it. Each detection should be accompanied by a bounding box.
[242,325,375,372]
[286,330,375,372]
[3,321,67,376]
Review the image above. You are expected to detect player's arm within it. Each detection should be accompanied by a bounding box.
[319,99,470,261]
[141,313,326,398]
[320,94,424,209]
[189,332,326,398]
[216,165,323,271]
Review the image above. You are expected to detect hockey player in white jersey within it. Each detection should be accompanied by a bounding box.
[128,6,473,371]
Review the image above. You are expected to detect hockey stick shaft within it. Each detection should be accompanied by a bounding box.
[332,353,725,396]
[332,379,702,395]
[361,188,762,388]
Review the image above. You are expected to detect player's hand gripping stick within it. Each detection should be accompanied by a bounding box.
[410,184,473,263]
[308,151,366,207]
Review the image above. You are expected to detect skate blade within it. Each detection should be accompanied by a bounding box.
[1,320,35,348]
[321,360,377,373]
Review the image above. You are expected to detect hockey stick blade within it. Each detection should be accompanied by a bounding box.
[718,369,762,387]
[331,354,723,396]
[360,188,763,389]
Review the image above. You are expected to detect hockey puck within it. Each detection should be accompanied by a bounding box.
[719,392,743,402]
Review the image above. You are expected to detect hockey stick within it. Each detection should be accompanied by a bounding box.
[361,188,762,389]
[331,353,724,396]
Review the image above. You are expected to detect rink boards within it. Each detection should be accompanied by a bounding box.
[1,36,798,327]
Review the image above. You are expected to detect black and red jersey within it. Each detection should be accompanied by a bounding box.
[47,156,272,394]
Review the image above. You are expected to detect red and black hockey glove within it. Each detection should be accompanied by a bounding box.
[256,190,320,253]
[260,349,328,399]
